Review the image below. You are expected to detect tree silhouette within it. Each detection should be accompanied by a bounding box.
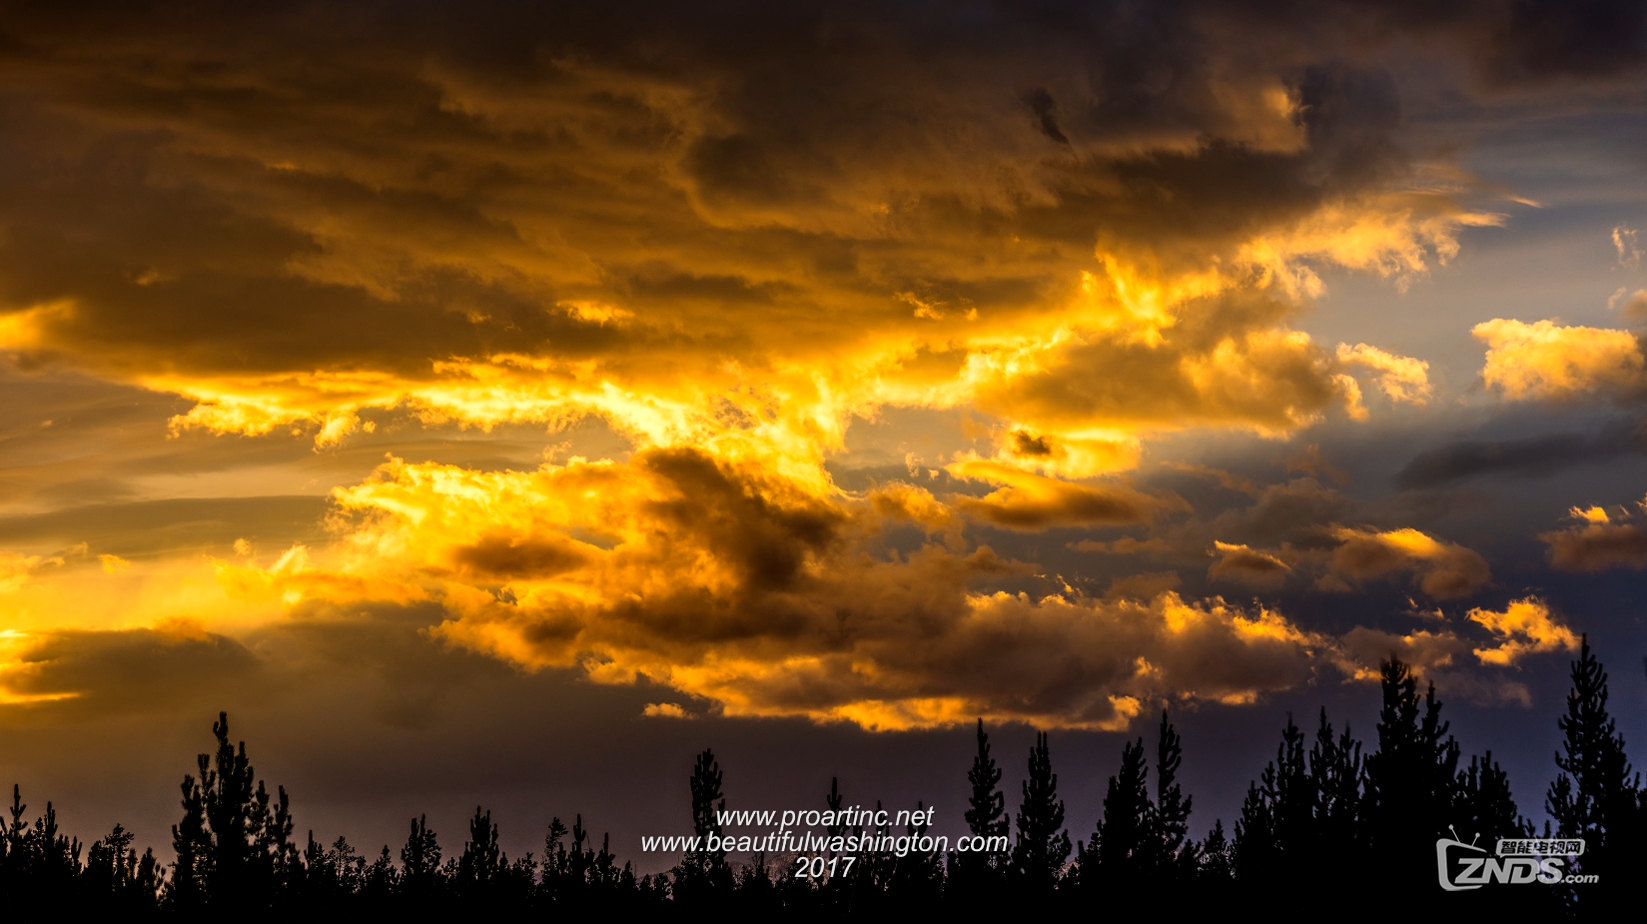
[1010,731,1069,893]
[676,747,733,903]
[1149,710,1194,879]
[1455,752,1523,841]
[965,720,1008,846]
[1086,736,1149,881]
[1547,635,1643,901]
[82,822,164,913]
[1233,715,1312,883]
[1308,708,1362,861]
[399,814,442,900]
[1362,658,1459,896]
[165,712,295,910]
[454,806,507,899]
[949,720,1007,900]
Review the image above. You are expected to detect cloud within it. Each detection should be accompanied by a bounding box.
[946,460,1172,531]
[0,623,260,712]
[1208,541,1292,589]
[1615,225,1642,269]
[1466,597,1579,666]
[0,0,1611,739]
[1614,288,1647,322]
[1334,626,1473,681]
[641,702,690,719]
[1336,342,1432,404]
[153,448,1351,731]
[1474,318,1647,402]
[0,552,56,594]
[1393,418,1647,488]
[0,1,1508,480]
[1540,497,1647,572]
[1327,527,1491,598]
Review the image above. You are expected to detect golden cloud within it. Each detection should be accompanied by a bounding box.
[1474,318,1647,401]
[127,449,1346,730]
[0,6,1556,733]
[1326,527,1490,599]
[945,459,1173,531]
[1336,342,1433,404]
[1466,597,1579,666]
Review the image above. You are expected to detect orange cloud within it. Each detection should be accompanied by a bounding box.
[1336,342,1433,404]
[945,460,1171,531]
[1467,597,1579,666]
[1327,527,1490,598]
[0,7,1555,734]
[1474,318,1647,401]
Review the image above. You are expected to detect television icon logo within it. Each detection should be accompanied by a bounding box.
[1435,829,1574,891]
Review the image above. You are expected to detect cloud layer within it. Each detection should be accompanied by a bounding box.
[0,0,1636,735]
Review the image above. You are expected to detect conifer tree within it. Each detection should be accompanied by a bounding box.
[1010,731,1070,892]
[1455,752,1522,841]
[1232,779,1274,879]
[164,712,295,910]
[1231,716,1311,884]
[678,747,733,902]
[399,814,442,900]
[1308,708,1362,857]
[1267,716,1313,857]
[964,720,1008,846]
[950,719,1007,896]
[1546,636,1643,895]
[455,806,507,898]
[1362,658,1459,895]
[1089,737,1149,876]
[1197,819,1233,883]
[83,823,163,912]
[1150,710,1195,878]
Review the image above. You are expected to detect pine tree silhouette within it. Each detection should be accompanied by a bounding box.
[1455,752,1523,841]
[165,712,295,911]
[948,719,1007,901]
[1363,658,1459,895]
[1546,635,1643,901]
[1197,819,1233,885]
[965,720,1008,845]
[1308,708,1362,861]
[1010,731,1070,895]
[1233,715,1312,884]
[399,813,442,905]
[677,747,733,903]
[1088,736,1149,878]
[1149,710,1195,880]
[83,822,163,913]
[455,806,506,900]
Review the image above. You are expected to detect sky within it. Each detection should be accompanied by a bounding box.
[1,0,1645,871]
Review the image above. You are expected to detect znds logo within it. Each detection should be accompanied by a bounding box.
[1435,829,1582,891]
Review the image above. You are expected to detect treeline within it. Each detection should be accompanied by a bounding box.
[2,639,1642,916]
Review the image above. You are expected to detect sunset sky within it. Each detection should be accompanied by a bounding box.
[2,1,1645,868]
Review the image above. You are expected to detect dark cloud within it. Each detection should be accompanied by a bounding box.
[1394,417,1647,489]
[1208,542,1292,589]
[1475,0,1647,84]
[641,448,845,592]
[1542,522,1647,573]
[3,625,262,717]
[450,531,594,581]
[0,0,1547,390]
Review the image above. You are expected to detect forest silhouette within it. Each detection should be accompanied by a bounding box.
[2,640,1641,917]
